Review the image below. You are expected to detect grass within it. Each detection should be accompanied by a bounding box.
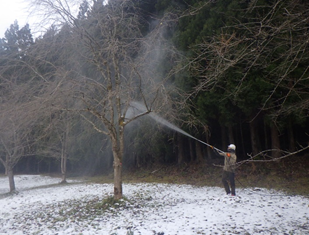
[90,155,309,197]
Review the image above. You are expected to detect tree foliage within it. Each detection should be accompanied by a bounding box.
[177,0,309,158]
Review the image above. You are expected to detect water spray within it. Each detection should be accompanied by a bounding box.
[129,102,224,153]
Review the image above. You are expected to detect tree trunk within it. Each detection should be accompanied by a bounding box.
[113,125,124,200]
[195,141,204,162]
[8,167,15,193]
[221,125,227,151]
[3,155,16,192]
[249,120,259,155]
[270,122,281,159]
[228,125,235,144]
[205,126,211,159]
[177,133,185,165]
[189,139,195,162]
[249,118,261,174]
[263,121,268,149]
[4,157,8,175]
[135,153,140,168]
[60,124,69,184]
[287,118,295,152]
[60,122,70,184]
[113,158,122,200]
[60,150,67,184]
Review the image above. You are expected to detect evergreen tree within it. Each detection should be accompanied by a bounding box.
[0,21,33,58]
[183,0,309,157]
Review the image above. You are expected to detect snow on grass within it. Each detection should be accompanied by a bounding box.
[0,175,308,234]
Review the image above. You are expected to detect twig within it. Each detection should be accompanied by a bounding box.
[236,145,309,168]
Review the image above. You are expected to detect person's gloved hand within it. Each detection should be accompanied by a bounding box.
[211,146,220,156]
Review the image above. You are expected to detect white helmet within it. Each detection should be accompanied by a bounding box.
[228,144,236,151]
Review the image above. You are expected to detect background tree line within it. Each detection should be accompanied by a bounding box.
[0,0,308,195]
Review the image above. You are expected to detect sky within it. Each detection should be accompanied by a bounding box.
[0,175,308,234]
[0,0,30,38]
[0,0,108,39]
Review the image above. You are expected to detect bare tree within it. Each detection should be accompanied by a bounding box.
[0,20,55,192]
[28,0,181,199]
[0,25,76,191]
[0,72,46,192]
[34,109,77,183]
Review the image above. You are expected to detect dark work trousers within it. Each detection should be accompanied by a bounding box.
[222,170,235,195]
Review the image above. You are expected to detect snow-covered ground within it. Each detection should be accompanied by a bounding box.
[0,175,308,235]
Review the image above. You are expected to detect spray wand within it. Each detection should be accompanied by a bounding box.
[187,135,224,154]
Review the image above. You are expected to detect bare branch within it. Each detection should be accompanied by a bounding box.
[236,145,309,168]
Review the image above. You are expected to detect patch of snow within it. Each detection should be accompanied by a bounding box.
[0,175,308,234]
[0,175,80,194]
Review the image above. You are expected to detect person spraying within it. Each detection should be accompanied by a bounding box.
[213,144,237,196]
